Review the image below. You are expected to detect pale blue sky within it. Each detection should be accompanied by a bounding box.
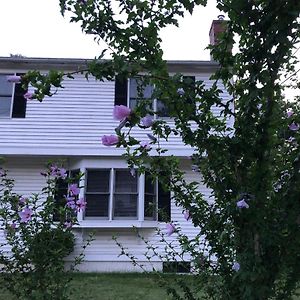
[0,0,220,60]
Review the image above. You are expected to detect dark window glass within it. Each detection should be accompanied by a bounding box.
[115,75,128,106]
[158,178,171,222]
[113,170,138,218]
[85,170,110,218]
[163,262,191,273]
[144,173,157,220]
[12,73,27,118]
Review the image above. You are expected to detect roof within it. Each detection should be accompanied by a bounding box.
[0,56,219,73]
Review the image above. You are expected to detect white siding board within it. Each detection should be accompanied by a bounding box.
[0,72,231,156]
[0,157,212,271]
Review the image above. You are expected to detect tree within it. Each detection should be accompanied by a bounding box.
[21,0,300,299]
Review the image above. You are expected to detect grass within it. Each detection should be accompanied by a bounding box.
[0,273,298,300]
[0,273,188,300]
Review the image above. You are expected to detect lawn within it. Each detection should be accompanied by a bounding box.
[0,273,298,300]
[0,273,189,300]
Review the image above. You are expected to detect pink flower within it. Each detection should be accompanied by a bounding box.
[289,122,300,131]
[68,184,80,196]
[66,200,76,210]
[18,207,33,223]
[287,110,294,118]
[24,92,34,100]
[236,199,249,209]
[0,169,6,177]
[50,165,67,179]
[7,75,21,83]
[113,105,131,121]
[177,88,185,96]
[76,198,86,211]
[141,115,153,127]
[183,210,190,221]
[9,222,17,230]
[140,141,151,150]
[19,196,27,205]
[102,135,119,146]
[232,262,240,272]
[166,223,176,236]
[64,221,73,228]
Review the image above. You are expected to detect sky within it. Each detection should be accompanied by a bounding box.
[0,0,221,60]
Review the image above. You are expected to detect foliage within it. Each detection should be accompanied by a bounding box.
[0,165,91,300]
[18,0,300,299]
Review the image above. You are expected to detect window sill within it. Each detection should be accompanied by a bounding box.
[73,220,159,228]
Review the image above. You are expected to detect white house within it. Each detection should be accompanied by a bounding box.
[0,20,231,272]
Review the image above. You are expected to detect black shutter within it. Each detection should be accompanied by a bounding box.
[183,76,196,113]
[12,73,27,118]
[158,179,171,222]
[114,75,128,106]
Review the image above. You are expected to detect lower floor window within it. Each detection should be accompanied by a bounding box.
[84,169,171,221]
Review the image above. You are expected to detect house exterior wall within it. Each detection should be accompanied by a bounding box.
[0,58,226,272]
[1,156,210,272]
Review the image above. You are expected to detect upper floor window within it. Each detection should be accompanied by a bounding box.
[0,73,27,118]
[114,76,195,118]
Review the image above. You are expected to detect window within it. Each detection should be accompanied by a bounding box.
[84,169,171,221]
[54,169,80,222]
[162,261,191,273]
[0,73,27,118]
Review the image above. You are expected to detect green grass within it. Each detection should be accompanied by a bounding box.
[0,273,181,300]
[0,273,298,300]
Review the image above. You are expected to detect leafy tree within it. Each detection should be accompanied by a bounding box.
[20,0,300,299]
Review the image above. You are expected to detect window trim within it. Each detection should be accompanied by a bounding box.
[0,73,27,119]
[83,168,163,223]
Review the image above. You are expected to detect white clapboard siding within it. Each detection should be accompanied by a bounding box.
[0,157,212,272]
[0,72,231,156]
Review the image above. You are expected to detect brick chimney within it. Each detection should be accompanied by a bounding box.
[209,15,230,60]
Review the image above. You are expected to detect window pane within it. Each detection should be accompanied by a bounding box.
[145,173,155,194]
[114,194,137,218]
[115,170,137,193]
[129,78,153,99]
[0,96,12,117]
[86,170,109,192]
[0,74,13,95]
[85,194,109,217]
[157,100,169,117]
[144,195,156,219]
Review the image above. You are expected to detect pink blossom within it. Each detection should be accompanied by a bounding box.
[19,196,27,205]
[68,184,80,196]
[7,75,21,83]
[66,200,76,210]
[177,88,185,96]
[102,135,119,146]
[287,110,294,118]
[166,223,176,236]
[76,198,86,211]
[141,115,153,127]
[289,122,300,131]
[0,169,6,177]
[24,92,34,100]
[140,141,151,150]
[183,210,191,221]
[9,222,17,230]
[232,262,240,272]
[113,105,131,121]
[50,165,67,179]
[18,207,33,223]
[236,199,249,209]
[64,221,73,228]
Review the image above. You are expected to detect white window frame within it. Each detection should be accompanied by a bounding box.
[0,73,16,118]
[81,168,159,226]
[127,77,169,118]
